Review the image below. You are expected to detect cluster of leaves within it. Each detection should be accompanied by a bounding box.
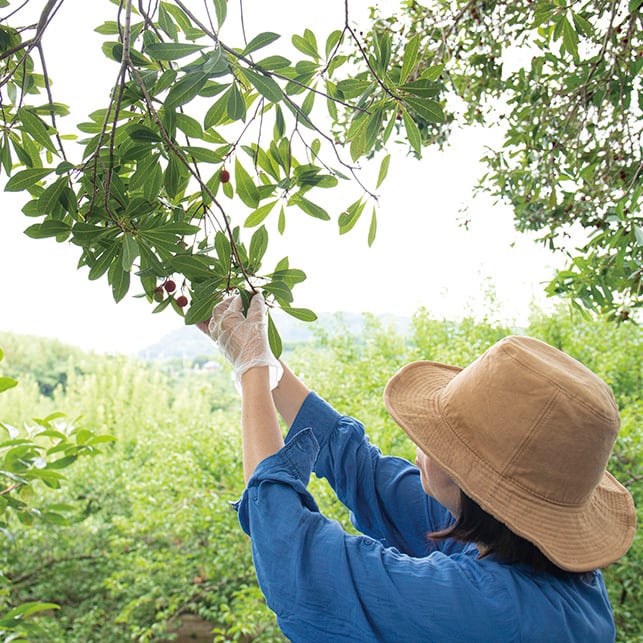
[357,0,642,318]
[0,0,449,355]
[0,346,114,640]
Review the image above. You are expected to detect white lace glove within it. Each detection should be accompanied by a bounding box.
[208,293,283,390]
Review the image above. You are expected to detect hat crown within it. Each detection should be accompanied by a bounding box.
[441,336,620,506]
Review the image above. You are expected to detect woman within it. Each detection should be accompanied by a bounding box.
[200,294,636,642]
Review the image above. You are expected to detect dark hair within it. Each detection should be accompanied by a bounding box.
[430,491,586,578]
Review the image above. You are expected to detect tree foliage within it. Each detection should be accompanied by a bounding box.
[0,0,639,337]
[361,0,642,318]
[0,0,446,355]
[0,346,114,640]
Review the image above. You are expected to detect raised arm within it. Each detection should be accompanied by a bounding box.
[200,293,286,482]
[271,360,311,427]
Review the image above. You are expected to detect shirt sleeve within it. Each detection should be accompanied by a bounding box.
[283,392,465,557]
[236,429,512,643]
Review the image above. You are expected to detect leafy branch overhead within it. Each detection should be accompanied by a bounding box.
[0,0,641,343]
[357,0,641,320]
[0,0,443,354]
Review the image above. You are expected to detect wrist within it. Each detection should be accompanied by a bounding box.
[240,365,271,390]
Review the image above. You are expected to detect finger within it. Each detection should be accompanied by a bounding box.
[228,294,244,314]
[210,296,236,338]
[247,292,266,320]
[212,295,235,318]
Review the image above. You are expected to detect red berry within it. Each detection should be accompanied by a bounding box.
[220,169,230,183]
[164,279,176,293]
[176,295,188,308]
[153,287,164,303]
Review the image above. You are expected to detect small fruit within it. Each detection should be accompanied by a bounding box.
[164,279,176,293]
[176,295,188,308]
[220,169,230,183]
[153,287,164,303]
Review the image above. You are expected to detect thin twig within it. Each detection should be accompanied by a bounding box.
[36,42,67,161]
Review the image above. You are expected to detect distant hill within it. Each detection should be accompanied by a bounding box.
[138,312,410,361]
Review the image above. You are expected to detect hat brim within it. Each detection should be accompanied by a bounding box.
[384,360,637,572]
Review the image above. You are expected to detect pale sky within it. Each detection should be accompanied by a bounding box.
[0,0,565,354]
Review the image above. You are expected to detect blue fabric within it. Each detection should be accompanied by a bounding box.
[236,392,616,643]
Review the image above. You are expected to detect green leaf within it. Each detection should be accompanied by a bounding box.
[226,83,246,121]
[215,231,231,269]
[400,34,419,84]
[402,110,421,155]
[420,65,444,81]
[376,154,391,189]
[234,159,260,208]
[400,79,441,98]
[184,291,219,324]
[325,29,343,58]
[23,220,71,239]
[249,225,269,267]
[244,68,282,103]
[291,194,330,220]
[176,113,204,138]
[0,377,18,393]
[38,177,68,215]
[338,198,366,234]
[127,124,163,143]
[183,146,222,163]
[292,33,319,59]
[213,0,227,28]
[404,96,445,123]
[204,91,229,129]
[242,32,280,56]
[4,602,59,619]
[108,259,130,302]
[255,55,291,71]
[367,208,377,247]
[282,307,317,322]
[267,312,283,358]
[95,20,119,35]
[145,42,204,61]
[157,4,177,39]
[561,16,578,58]
[245,200,278,227]
[121,235,139,271]
[164,155,180,198]
[267,268,306,286]
[5,167,54,192]
[17,107,57,154]
[336,78,371,100]
[165,72,208,109]
[88,241,119,280]
[571,12,593,38]
[363,106,384,155]
[278,206,286,234]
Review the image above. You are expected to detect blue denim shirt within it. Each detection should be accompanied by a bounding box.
[236,392,616,642]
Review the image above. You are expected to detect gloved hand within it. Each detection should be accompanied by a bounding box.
[207,293,283,390]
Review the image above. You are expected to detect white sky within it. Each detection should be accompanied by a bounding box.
[0,0,565,354]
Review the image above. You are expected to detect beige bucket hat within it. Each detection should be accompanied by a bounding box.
[384,335,636,572]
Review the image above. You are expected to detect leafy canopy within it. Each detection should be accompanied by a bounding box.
[0,0,640,343]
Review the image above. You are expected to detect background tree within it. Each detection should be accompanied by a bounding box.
[357,0,642,319]
[0,0,640,348]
